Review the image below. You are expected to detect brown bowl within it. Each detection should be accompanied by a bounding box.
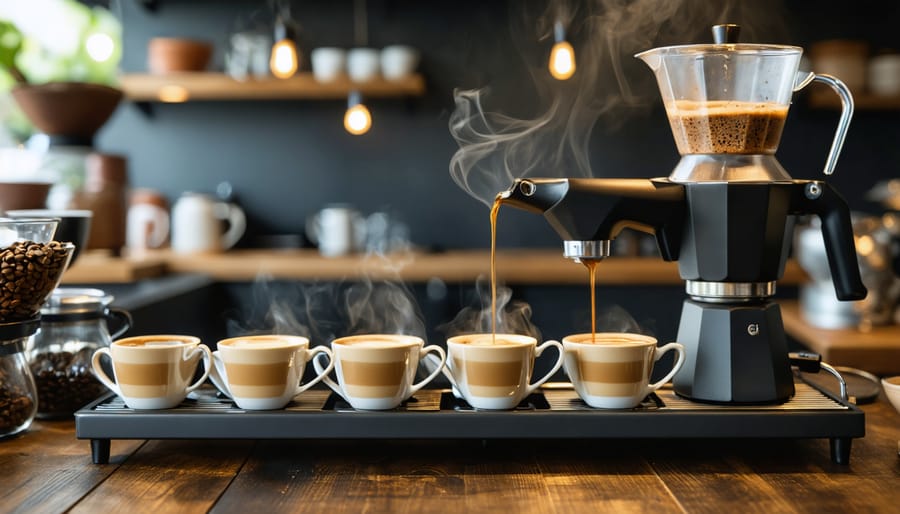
[11,82,123,140]
[0,182,51,212]
[148,38,213,73]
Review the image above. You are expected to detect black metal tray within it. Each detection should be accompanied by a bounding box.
[75,379,864,465]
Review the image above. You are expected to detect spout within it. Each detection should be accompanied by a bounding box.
[500,177,687,262]
[501,178,570,214]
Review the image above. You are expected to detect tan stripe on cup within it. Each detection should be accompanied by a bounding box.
[578,360,645,384]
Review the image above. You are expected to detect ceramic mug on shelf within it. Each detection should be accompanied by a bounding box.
[171,192,245,253]
[306,205,366,257]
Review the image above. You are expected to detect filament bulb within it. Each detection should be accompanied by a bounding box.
[344,103,372,135]
[270,39,299,79]
[549,40,576,80]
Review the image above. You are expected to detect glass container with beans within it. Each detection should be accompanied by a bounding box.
[0,317,40,438]
[29,288,131,419]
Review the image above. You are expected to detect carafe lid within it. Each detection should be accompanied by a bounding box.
[41,287,114,319]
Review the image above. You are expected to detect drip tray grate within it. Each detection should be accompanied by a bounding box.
[76,379,863,466]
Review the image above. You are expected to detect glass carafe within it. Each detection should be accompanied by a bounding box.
[29,288,131,418]
[0,319,39,438]
[636,27,853,182]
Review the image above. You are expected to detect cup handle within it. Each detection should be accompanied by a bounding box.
[429,352,459,390]
[525,340,565,395]
[313,350,347,402]
[147,207,170,248]
[409,345,447,395]
[185,344,213,392]
[296,346,334,394]
[105,308,133,341]
[91,347,120,396]
[208,351,233,398]
[646,342,686,392]
[217,202,246,250]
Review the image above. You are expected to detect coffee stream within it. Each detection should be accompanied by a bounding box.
[490,194,503,344]
[491,194,599,343]
[583,259,599,342]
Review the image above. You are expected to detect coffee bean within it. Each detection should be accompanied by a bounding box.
[0,241,71,323]
[30,350,105,417]
[0,367,36,432]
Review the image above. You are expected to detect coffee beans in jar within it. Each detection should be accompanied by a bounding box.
[0,241,73,322]
[0,347,38,436]
[30,349,105,418]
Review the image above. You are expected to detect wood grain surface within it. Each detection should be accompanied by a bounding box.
[3,399,897,513]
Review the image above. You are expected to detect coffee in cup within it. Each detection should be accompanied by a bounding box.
[563,332,685,409]
[314,334,446,410]
[91,335,212,409]
[444,333,564,410]
[209,335,334,410]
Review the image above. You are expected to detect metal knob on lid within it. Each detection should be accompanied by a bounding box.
[712,24,740,44]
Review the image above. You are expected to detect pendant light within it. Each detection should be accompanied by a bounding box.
[270,12,299,78]
[344,91,372,135]
[549,20,576,81]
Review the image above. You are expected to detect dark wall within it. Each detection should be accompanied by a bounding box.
[97,0,900,252]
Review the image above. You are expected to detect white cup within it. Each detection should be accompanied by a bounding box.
[563,333,685,409]
[314,334,446,410]
[443,333,564,410]
[92,335,212,410]
[869,54,900,97]
[380,45,420,80]
[306,205,366,257]
[311,47,346,83]
[209,335,334,410]
[347,48,380,82]
[171,192,246,253]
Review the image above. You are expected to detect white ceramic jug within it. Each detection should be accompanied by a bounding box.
[171,192,246,253]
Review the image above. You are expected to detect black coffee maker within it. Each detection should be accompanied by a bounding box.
[501,26,867,404]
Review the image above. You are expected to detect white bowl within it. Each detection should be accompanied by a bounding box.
[347,48,380,83]
[882,376,900,415]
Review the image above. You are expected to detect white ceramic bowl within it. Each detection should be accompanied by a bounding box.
[347,48,380,82]
[311,47,346,83]
[882,376,900,415]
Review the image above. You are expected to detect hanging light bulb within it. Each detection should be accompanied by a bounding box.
[270,14,299,79]
[549,20,576,81]
[344,91,372,135]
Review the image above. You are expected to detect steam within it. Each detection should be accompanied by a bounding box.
[449,0,788,206]
[438,277,541,340]
[226,274,426,343]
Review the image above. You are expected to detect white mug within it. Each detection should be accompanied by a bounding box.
[443,334,564,410]
[380,45,420,80]
[347,48,380,82]
[92,335,212,410]
[127,191,169,251]
[171,192,246,253]
[314,334,446,410]
[563,333,686,409]
[209,335,334,410]
[311,47,346,82]
[306,205,366,257]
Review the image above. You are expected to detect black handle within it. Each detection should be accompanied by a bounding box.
[105,308,133,341]
[791,181,867,301]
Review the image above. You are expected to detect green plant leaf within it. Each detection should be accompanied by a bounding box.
[0,21,23,72]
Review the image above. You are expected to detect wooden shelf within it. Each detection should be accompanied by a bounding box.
[69,248,808,286]
[118,72,426,102]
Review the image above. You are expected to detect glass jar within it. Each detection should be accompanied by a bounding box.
[0,317,40,438]
[29,288,131,419]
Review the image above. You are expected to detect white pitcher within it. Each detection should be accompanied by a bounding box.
[171,192,246,253]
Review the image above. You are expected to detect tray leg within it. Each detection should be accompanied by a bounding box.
[829,437,852,465]
[91,439,111,465]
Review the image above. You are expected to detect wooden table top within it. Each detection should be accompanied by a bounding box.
[3,396,898,513]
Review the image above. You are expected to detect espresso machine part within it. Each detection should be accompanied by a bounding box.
[501,25,866,404]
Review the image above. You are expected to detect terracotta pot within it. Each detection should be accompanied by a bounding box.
[10,82,123,142]
[148,38,213,73]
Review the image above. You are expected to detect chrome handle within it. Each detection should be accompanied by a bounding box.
[803,74,854,176]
